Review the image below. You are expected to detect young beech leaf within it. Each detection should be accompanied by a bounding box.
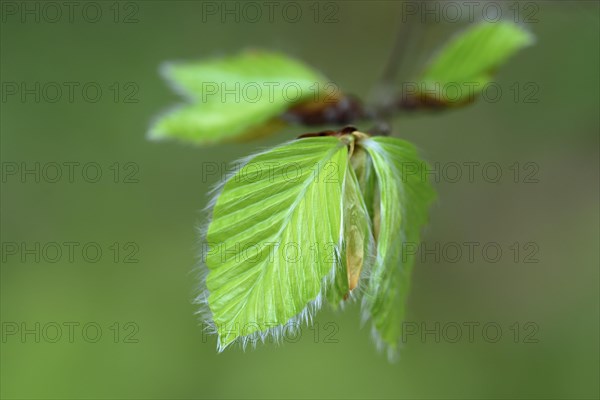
[149,50,328,145]
[411,21,534,106]
[199,129,435,356]
[202,136,350,349]
[350,146,379,233]
[327,165,374,308]
[361,137,436,357]
[343,166,372,292]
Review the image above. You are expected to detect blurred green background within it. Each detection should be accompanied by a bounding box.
[1,1,598,399]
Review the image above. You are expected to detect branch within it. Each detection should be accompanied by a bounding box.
[366,9,418,134]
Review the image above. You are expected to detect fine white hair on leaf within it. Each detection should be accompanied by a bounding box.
[198,267,337,353]
[193,138,346,353]
[193,146,272,348]
[358,138,412,360]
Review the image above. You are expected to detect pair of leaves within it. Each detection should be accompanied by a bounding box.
[149,50,328,144]
[201,131,435,355]
[151,22,533,145]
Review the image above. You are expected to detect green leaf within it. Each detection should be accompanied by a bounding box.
[342,156,373,293]
[361,137,436,356]
[327,163,373,308]
[351,146,379,228]
[204,136,350,349]
[325,252,349,309]
[150,50,328,145]
[415,21,534,105]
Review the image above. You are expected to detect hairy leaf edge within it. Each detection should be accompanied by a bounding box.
[194,138,352,352]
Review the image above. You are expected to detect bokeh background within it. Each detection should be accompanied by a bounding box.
[1,1,598,399]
